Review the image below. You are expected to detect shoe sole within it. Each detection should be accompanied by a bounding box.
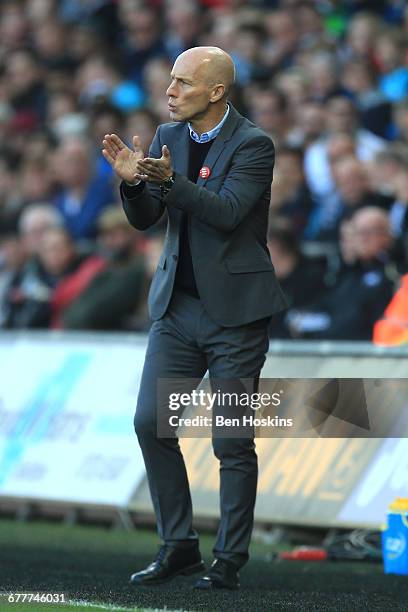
[130,560,205,586]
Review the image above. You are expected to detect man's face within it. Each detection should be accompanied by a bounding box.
[39,231,75,276]
[166,55,214,122]
[335,162,368,205]
[251,93,284,133]
[276,152,303,185]
[327,99,355,132]
[353,217,390,262]
[55,142,91,186]
[100,226,132,255]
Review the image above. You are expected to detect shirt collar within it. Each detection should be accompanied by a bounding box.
[188,104,230,143]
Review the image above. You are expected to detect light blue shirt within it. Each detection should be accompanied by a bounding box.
[188,104,230,143]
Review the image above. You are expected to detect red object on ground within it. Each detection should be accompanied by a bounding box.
[279,547,328,561]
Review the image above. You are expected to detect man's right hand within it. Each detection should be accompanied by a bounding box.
[102,134,144,185]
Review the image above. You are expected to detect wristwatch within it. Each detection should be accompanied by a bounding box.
[160,172,175,197]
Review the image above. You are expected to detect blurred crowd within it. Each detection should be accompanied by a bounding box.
[1,0,408,341]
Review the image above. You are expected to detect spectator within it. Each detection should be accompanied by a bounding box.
[296,3,325,47]
[31,18,74,72]
[275,68,310,116]
[269,146,315,238]
[288,207,396,340]
[333,157,393,214]
[88,101,125,179]
[327,132,357,165]
[65,23,104,67]
[62,206,147,331]
[19,158,54,206]
[326,156,393,238]
[119,2,167,88]
[58,0,120,45]
[4,49,47,127]
[264,9,299,71]
[341,59,392,138]
[52,136,115,240]
[75,55,144,112]
[309,152,394,242]
[143,58,173,123]
[374,28,408,102]
[125,108,159,158]
[0,2,28,52]
[370,145,408,241]
[290,100,326,149]
[2,227,105,329]
[304,134,356,241]
[231,21,270,85]
[0,153,20,234]
[305,52,345,102]
[18,203,64,258]
[340,12,381,63]
[137,231,166,330]
[267,221,326,338]
[249,87,293,147]
[304,95,386,204]
[163,0,202,62]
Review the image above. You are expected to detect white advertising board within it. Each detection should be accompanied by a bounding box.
[0,334,147,507]
[337,438,408,526]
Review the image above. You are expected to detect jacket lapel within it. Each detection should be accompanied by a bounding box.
[172,123,190,176]
[196,104,242,187]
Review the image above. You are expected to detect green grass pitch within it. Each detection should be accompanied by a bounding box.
[0,518,407,611]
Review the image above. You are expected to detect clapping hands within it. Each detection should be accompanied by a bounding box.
[102,134,173,184]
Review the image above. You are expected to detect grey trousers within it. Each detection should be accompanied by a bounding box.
[134,288,270,568]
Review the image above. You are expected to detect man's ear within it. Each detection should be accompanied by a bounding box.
[210,84,225,103]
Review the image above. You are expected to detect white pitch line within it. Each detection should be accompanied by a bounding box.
[68,600,187,612]
[68,601,139,611]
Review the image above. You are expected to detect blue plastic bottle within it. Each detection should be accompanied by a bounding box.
[382,497,408,575]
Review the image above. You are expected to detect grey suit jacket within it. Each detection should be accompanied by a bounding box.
[120,104,288,327]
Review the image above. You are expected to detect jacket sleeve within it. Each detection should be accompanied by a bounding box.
[120,127,166,231]
[164,135,274,232]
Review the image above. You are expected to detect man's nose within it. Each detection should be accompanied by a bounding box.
[166,80,177,97]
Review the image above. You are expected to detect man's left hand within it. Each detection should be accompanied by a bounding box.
[135,145,173,183]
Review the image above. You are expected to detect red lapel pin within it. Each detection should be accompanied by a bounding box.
[199,166,211,179]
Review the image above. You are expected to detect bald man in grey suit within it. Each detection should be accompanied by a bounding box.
[102,47,287,591]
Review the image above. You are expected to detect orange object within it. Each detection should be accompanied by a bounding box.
[373,274,408,346]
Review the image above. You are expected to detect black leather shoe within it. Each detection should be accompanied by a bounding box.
[194,558,240,590]
[130,544,205,586]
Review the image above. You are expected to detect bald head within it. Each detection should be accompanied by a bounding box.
[353,206,390,233]
[166,46,235,129]
[177,46,235,96]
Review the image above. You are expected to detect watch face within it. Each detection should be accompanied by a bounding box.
[160,177,173,195]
